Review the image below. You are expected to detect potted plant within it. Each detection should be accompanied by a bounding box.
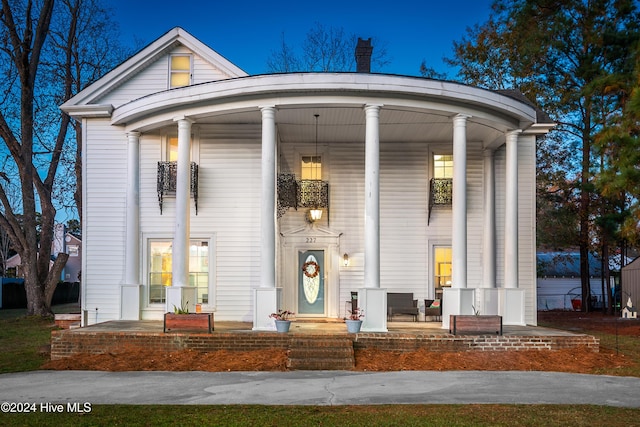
[345,308,364,333]
[269,309,295,332]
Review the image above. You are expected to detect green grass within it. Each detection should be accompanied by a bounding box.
[2,404,640,426]
[0,304,78,373]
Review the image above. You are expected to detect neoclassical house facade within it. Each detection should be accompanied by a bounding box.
[62,28,554,331]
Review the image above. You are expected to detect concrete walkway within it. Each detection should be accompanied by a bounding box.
[1,370,639,407]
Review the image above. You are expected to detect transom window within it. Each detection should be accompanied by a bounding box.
[167,137,179,162]
[434,246,452,288]
[301,156,322,180]
[169,55,192,88]
[149,240,209,304]
[433,154,453,178]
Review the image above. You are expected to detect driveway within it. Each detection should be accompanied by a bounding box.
[1,370,639,407]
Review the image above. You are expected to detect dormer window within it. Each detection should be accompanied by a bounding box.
[169,55,192,88]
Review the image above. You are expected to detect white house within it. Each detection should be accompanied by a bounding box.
[61,28,554,331]
[4,224,81,283]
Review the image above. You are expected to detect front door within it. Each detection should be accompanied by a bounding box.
[298,250,325,316]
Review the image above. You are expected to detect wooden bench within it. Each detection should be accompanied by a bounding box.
[449,315,502,335]
[164,312,214,333]
[387,293,419,321]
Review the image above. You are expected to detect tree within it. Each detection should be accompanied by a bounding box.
[266,22,390,73]
[0,0,126,316]
[446,0,640,311]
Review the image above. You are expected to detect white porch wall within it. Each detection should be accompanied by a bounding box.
[278,140,490,314]
[138,124,262,321]
[84,120,128,323]
[84,123,538,325]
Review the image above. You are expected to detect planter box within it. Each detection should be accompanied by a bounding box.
[449,315,502,335]
[164,313,214,333]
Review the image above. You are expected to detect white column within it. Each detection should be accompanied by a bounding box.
[254,105,279,330]
[124,131,140,285]
[452,114,469,289]
[364,104,381,289]
[482,148,496,288]
[260,106,277,289]
[172,118,193,288]
[361,104,386,332]
[121,131,141,320]
[479,148,499,316]
[443,114,474,328]
[504,130,521,288]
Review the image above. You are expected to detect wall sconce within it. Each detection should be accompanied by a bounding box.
[309,208,323,222]
[342,253,350,267]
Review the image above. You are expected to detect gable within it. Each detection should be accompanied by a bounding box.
[62,27,247,112]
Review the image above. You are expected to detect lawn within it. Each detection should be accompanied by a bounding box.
[1,307,639,426]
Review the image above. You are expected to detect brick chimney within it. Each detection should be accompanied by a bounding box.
[355,38,373,73]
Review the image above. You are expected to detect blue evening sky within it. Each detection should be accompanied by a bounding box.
[109,0,494,77]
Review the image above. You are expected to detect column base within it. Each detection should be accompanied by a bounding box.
[359,288,387,332]
[442,288,476,329]
[253,288,281,331]
[120,284,141,320]
[500,288,526,325]
[476,288,500,316]
[165,287,197,314]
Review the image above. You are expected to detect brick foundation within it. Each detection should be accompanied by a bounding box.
[50,329,599,361]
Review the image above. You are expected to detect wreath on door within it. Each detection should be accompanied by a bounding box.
[302,260,320,278]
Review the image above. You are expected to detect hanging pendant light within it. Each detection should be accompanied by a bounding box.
[309,114,323,222]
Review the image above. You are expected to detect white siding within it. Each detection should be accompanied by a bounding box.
[137,124,262,321]
[84,120,127,323]
[96,46,232,108]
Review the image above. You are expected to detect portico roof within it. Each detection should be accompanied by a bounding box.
[63,73,552,149]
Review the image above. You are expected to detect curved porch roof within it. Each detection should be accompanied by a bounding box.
[66,73,552,148]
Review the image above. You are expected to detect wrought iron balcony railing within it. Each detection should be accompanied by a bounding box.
[428,178,452,224]
[157,161,199,214]
[277,174,329,222]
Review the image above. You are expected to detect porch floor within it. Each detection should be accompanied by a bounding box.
[65,319,581,337]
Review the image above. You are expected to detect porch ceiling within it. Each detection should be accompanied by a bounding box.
[195,106,507,146]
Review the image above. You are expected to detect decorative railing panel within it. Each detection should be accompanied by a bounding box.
[277,173,298,218]
[297,180,329,209]
[157,161,199,214]
[428,178,452,224]
[277,174,330,221]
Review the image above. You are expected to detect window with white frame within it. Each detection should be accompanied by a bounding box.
[434,246,452,288]
[148,239,210,304]
[301,155,322,179]
[433,154,453,178]
[169,55,192,88]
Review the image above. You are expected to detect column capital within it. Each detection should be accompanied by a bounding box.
[173,116,195,125]
[364,103,383,113]
[453,113,471,124]
[126,131,141,140]
[506,129,522,140]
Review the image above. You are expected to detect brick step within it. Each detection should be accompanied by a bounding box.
[287,338,355,370]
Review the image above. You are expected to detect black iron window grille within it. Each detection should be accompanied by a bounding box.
[277,174,329,221]
[428,178,452,224]
[157,161,199,214]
